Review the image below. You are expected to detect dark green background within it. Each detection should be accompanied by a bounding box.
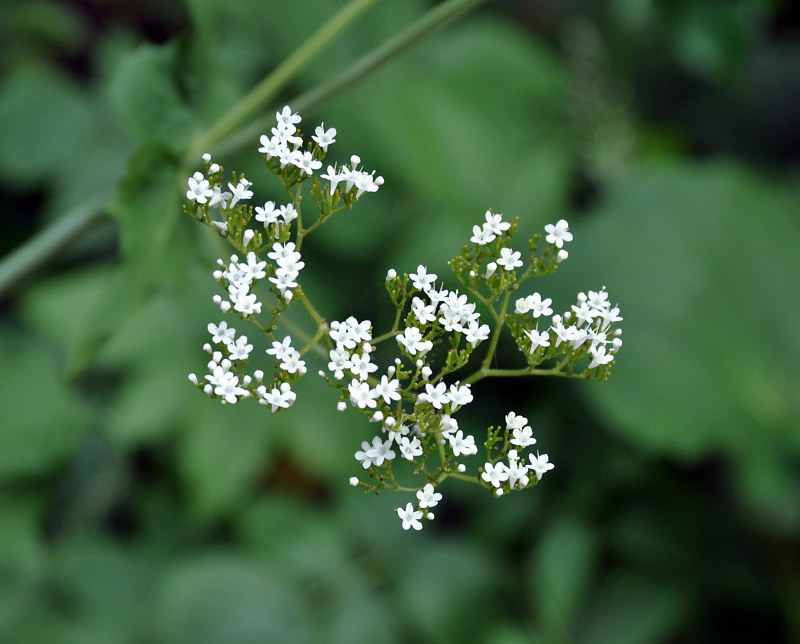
[1,0,798,641]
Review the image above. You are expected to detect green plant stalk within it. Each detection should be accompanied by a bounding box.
[0,0,490,299]
[188,0,383,159]
[0,190,112,298]
[214,0,492,158]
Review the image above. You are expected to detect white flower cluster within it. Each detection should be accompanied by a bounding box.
[480,411,554,498]
[515,286,623,368]
[185,106,622,533]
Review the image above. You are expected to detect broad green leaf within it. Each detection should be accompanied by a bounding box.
[527,515,598,641]
[176,400,273,520]
[556,162,800,460]
[153,553,311,644]
[65,145,187,376]
[0,62,91,185]
[109,41,194,151]
[395,541,499,643]
[575,572,690,644]
[0,326,91,480]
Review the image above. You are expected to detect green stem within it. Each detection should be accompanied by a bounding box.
[213,0,492,159]
[0,190,112,298]
[189,0,382,158]
[479,288,510,371]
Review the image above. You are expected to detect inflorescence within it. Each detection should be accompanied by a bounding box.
[184,106,623,530]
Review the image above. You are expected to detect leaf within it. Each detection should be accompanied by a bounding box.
[109,41,194,151]
[527,515,598,640]
[65,145,187,376]
[153,553,311,644]
[555,162,800,460]
[0,62,92,185]
[575,572,690,644]
[0,326,91,480]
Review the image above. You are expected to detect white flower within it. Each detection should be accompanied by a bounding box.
[507,452,530,489]
[544,219,573,248]
[411,297,437,325]
[484,210,511,235]
[349,352,378,380]
[409,265,437,291]
[448,383,473,407]
[259,382,296,412]
[497,247,523,271]
[398,436,423,460]
[529,453,555,480]
[589,345,614,368]
[228,178,253,207]
[208,321,236,347]
[292,150,322,176]
[348,379,378,409]
[266,336,294,361]
[276,105,301,129]
[510,425,536,448]
[187,172,214,203]
[255,201,279,225]
[470,224,495,245]
[416,483,442,509]
[482,462,510,488]
[524,328,551,350]
[354,436,395,468]
[397,503,423,530]
[505,411,528,431]
[312,123,337,151]
[464,320,490,347]
[396,326,432,356]
[375,375,402,404]
[228,335,253,361]
[448,430,478,456]
[418,382,449,409]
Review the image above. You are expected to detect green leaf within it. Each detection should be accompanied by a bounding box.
[152,553,311,644]
[575,572,690,644]
[0,326,91,480]
[527,515,598,640]
[65,145,187,377]
[0,62,92,185]
[109,41,194,151]
[557,162,800,460]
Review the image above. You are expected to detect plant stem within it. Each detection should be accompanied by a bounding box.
[189,0,382,158]
[214,0,492,159]
[0,190,112,298]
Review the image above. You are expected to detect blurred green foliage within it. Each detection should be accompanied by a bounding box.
[1,0,798,641]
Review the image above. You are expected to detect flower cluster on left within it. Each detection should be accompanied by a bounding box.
[185,106,382,412]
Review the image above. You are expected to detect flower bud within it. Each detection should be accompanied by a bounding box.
[486,262,497,279]
[386,268,397,280]
[349,476,359,486]
[242,229,255,247]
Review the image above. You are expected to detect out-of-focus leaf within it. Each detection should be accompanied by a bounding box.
[557,162,800,458]
[0,326,91,479]
[0,62,92,185]
[152,553,311,644]
[395,541,499,643]
[527,515,598,641]
[176,401,272,520]
[576,572,690,644]
[65,145,187,376]
[109,41,194,151]
[51,536,155,638]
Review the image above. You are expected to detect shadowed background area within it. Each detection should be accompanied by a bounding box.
[0,0,798,642]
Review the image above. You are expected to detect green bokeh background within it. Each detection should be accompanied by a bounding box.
[1,0,798,642]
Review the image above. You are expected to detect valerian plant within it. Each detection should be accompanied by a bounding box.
[184,106,623,531]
